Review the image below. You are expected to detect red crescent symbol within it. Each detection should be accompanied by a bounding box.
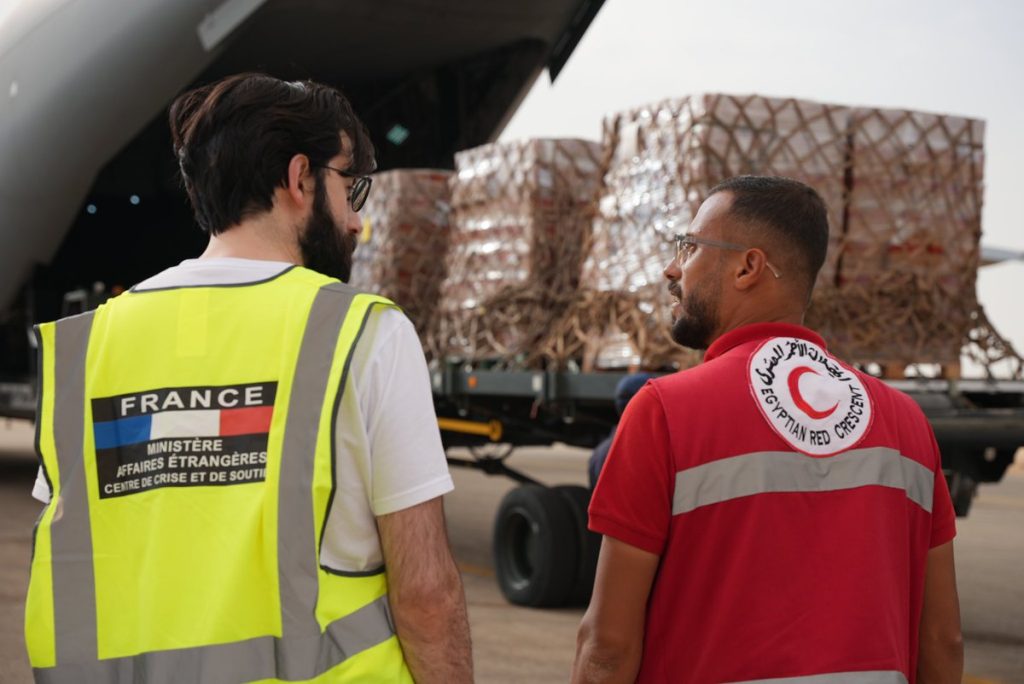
[787,366,839,420]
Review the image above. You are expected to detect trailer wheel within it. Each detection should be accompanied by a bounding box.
[554,485,601,607]
[493,484,579,607]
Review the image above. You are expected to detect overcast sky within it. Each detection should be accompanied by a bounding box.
[502,0,1024,372]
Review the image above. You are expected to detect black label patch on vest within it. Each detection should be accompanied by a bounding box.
[91,382,277,499]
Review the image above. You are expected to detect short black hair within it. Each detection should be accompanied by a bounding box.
[169,72,375,235]
[708,175,829,294]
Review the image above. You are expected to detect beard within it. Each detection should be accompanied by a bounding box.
[298,179,356,282]
[669,279,720,351]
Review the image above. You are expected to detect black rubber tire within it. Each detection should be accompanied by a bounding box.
[554,484,602,607]
[493,484,580,607]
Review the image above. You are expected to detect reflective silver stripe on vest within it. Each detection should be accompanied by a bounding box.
[673,447,934,516]
[49,311,99,666]
[34,597,394,684]
[37,284,395,683]
[278,284,355,644]
[730,670,908,684]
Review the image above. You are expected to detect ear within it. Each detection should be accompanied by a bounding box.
[733,249,770,292]
[283,153,313,208]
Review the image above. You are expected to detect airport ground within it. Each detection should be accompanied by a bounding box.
[1,420,1022,683]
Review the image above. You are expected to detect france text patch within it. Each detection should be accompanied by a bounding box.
[748,338,873,456]
[91,382,276,498]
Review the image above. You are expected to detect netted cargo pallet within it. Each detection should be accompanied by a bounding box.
[348,169,453,342]
[569,94,849,369]
[806,108,984,364]
[431,138,603,364]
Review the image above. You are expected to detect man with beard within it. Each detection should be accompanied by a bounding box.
[26,73,472,683]
[573,176,962,683]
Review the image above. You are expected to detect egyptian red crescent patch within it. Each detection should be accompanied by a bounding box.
[747,337,874,456]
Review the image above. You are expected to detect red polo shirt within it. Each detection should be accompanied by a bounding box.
[589,323,955,683]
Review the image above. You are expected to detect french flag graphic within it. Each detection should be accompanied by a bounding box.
[94,405,274,449]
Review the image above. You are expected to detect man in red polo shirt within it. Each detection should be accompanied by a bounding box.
[572,176,963,684]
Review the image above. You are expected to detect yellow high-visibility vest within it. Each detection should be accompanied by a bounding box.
[26,265,413,683]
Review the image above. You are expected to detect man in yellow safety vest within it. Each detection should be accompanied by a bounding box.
[26,72,473,683]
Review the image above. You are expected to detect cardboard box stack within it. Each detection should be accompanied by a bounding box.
[348,169,453,342]
[431,138,603,364]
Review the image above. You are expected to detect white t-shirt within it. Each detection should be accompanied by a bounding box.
[33,258,453,573]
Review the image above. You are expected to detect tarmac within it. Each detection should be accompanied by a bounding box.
[1,420,1022,682]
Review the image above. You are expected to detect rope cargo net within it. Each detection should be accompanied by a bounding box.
[349,169,453,343]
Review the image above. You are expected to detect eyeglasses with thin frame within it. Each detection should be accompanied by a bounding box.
[315,165,372,212]
[674,233,782,279]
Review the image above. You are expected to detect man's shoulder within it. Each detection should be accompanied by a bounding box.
[311,283,406,333]
[344,305,420,372]
[853,370,937,452]
[855,369,926,417]
[653,350,744,396]
[638,364,725,422]
[314,278,397,307]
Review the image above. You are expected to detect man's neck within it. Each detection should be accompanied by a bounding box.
[713,305,805,342]
[200,216,301,264]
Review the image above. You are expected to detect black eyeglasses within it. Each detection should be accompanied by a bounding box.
[315,165,372,212]
[674,233,782,279]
